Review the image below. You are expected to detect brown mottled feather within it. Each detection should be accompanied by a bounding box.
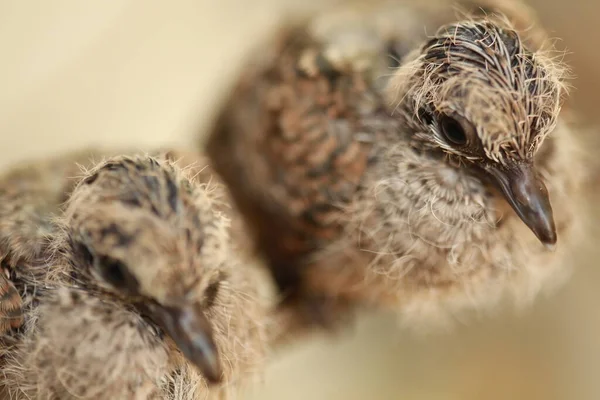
[207,24,389,325]
[0,274,22,333]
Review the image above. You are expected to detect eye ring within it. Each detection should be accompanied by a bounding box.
[96,255,140,292]
[439,115,468,146]
[97,256,127,287]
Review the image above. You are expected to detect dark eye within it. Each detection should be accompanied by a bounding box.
[75,240,95,265]
[439,115,467,146]
[97,255,139,292]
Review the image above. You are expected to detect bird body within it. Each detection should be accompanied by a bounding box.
[0,151,274,399]
[206,8,586,330]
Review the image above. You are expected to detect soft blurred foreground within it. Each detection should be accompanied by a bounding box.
[0,1,598,399]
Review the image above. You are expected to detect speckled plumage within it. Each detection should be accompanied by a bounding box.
[206,10,585,331]
[0,152,273,399]
[0,149,115,336]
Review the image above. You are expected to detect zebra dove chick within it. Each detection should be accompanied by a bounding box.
[205,15,584,330]
[1,153,271,399]
[0,148,206,336]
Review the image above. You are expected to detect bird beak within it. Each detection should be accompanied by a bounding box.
[142,302,222,384]
[484,162,557,248]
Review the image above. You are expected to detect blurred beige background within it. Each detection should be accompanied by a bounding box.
[0,1,598,399]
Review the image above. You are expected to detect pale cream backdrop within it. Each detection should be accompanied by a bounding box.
[0,1,598,399]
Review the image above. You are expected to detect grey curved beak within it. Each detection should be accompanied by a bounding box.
[142,302,222,383]
[485,162,557,248]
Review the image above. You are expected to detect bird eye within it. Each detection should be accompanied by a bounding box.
[97,255,139,292]
[75,240,95,265]
[439,115,468,146]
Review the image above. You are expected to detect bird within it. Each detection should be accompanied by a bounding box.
[0,152,273,399]
[0,148,189,336]
[205,10,586,332]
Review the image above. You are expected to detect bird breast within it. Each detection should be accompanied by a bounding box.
[353,144,496,257]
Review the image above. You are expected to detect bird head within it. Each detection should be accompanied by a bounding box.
[61,155,227,383]
[388,18,567,247]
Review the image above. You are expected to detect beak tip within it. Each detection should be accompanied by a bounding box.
[544,242,557,252]
[201,363,223,385]
[534,217,557,250]
[540,230,557,251]
[485,162,558,253]
[186,324,223,385]
[194,349,223,384]
[144,303,224,384]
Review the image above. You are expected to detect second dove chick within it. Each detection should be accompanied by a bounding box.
[205,14,585,331]
[1,153,271,399]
